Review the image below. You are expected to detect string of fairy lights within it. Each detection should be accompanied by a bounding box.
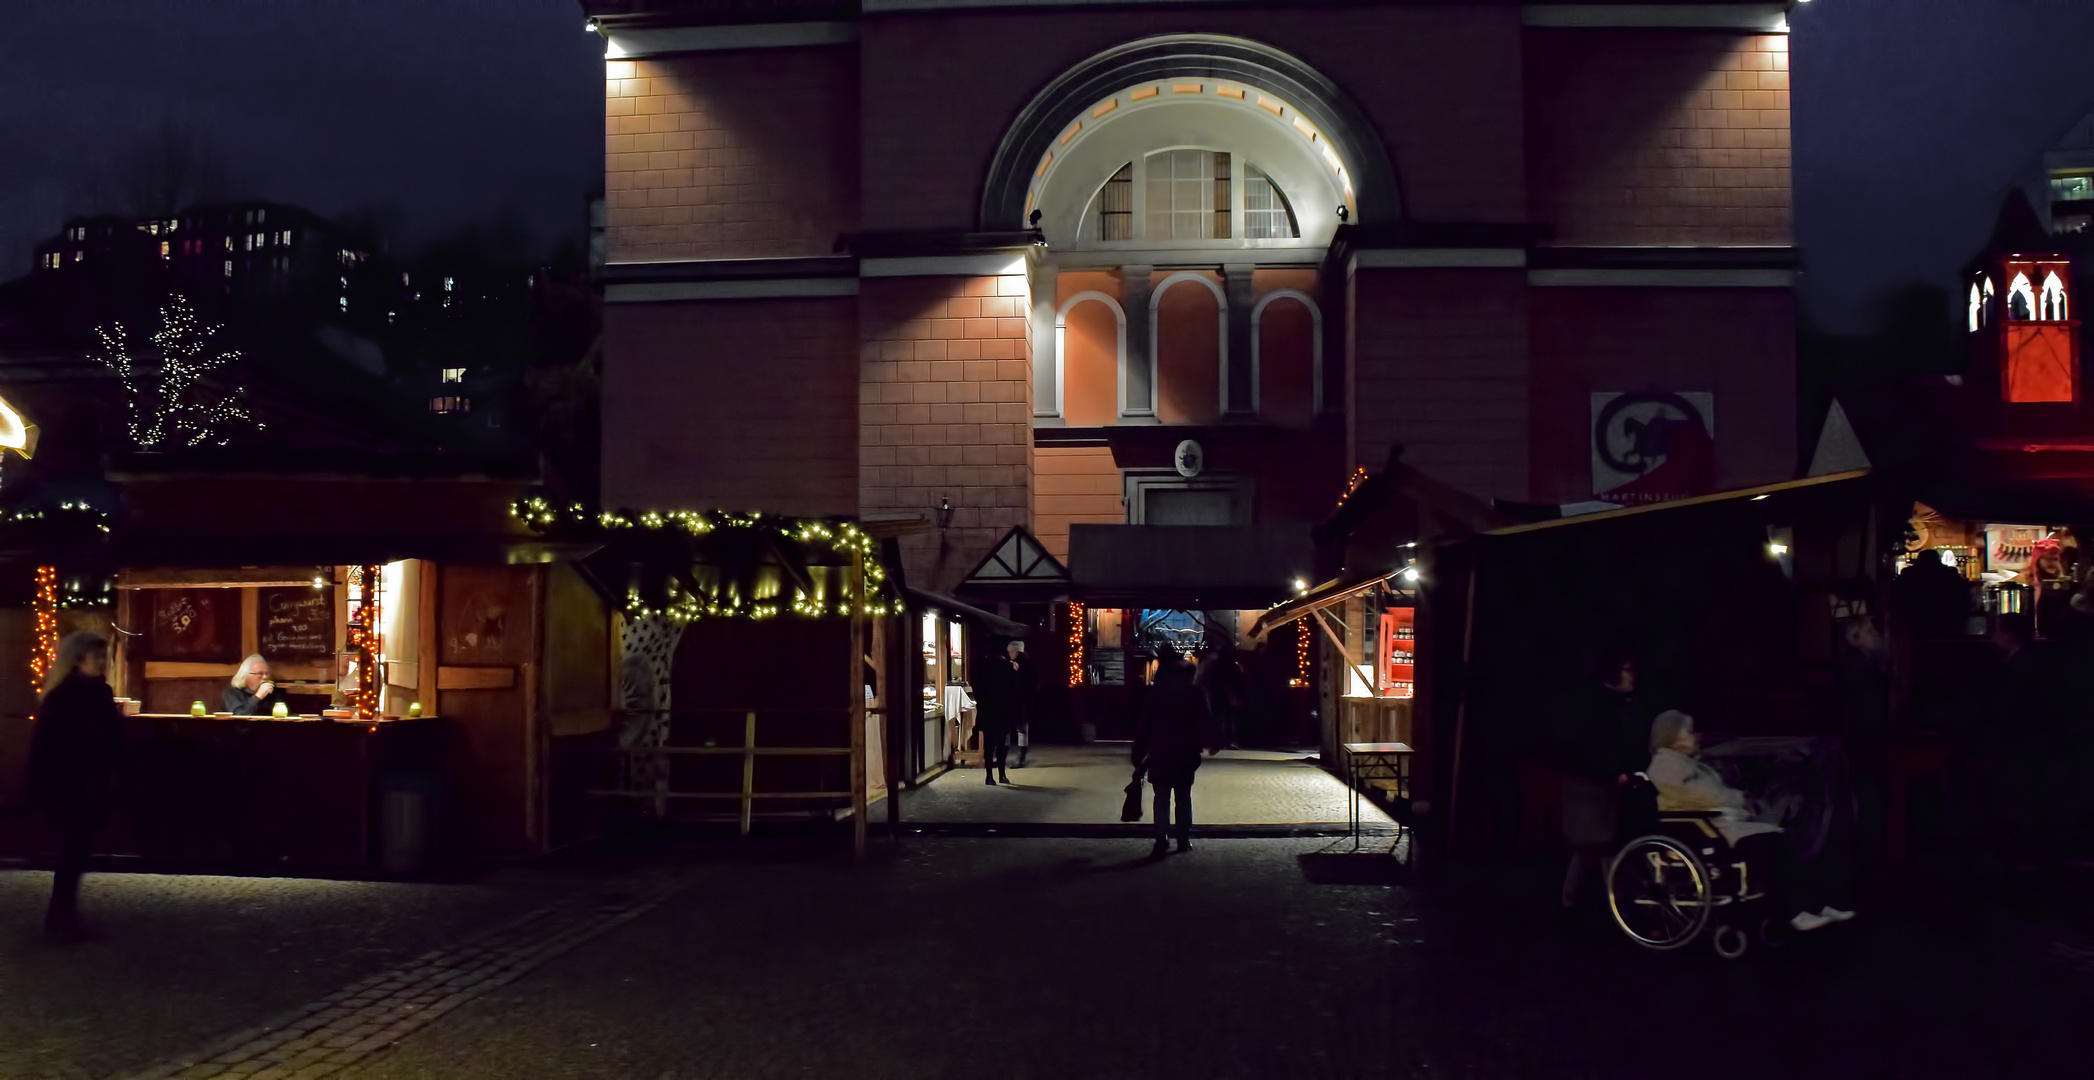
[344,565,381,719]
[95,294,258,450]
[29,566,57,685]
[1065,601,1085,688]
[1292,618,1311,688]
[513,498,898,622]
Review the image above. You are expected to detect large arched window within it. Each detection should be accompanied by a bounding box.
[1079,152,1299,243]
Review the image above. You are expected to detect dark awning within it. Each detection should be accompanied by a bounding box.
[1068,524,1313,610]
[904,586,1028,638]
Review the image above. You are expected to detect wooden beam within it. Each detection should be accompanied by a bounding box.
[417,559,439,693]
[435,665,516,691]
[239,587,259,659]
[119,567,323,589]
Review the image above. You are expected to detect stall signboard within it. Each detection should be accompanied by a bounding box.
[1591,391,1716,505]
[150,589,239,661]
[260,586,334,660]
[1986,525,2045,574]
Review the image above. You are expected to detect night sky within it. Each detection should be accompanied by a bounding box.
[5,0,2094,331]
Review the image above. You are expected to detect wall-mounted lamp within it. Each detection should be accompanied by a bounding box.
[1293,578,1309,593]
[1335,206,1350,223]
[936,496,954,530]
[584,17,600,33]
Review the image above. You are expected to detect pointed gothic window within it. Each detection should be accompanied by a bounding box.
[2040,271,2068,321]
[2009,273,2036,321]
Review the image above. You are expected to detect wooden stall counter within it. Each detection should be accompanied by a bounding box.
[95,713,447,871]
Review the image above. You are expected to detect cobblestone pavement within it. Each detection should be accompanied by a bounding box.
[337,838,2092,1080]
[10,840,2092,1079]
[900,745,1393,830]
[0,862,635,1080]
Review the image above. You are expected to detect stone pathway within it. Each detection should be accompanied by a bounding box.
[115,882,683,1080]
[897,744,1395,832]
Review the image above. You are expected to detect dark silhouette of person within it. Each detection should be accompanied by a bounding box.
[1989,613,2069,884]
[973,641,1019,785]
[26,632,123,942]
[1897,549,1973,640]
[1006,640,1036,768]
[1555,647,1646,923]
[1132,651,1219,860]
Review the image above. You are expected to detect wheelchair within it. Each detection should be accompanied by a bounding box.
[1605,777,1790,960]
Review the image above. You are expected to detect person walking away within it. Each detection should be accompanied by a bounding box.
[1006,640,1035,768]
[1132,651,1220,860]
[974,641,1018,785]
[27,632,123,942]
[1554,648,1646,926]
[1895,549,1973,641]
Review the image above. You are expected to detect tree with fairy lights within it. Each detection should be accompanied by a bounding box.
[94,294,260,449]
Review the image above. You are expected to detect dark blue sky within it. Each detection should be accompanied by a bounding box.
[5,0,2094,331]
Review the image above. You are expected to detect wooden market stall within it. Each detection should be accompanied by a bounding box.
[0,454,616,871]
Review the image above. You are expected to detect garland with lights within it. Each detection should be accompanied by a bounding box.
[1334,465,1369,509]
[345,564,381,719]
[512,498,899,623]
[30,566,57,686]
[94,293,259,449]
[1065,601,1085,688]
[1291,618,1311,688]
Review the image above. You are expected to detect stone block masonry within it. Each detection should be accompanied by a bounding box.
[859,275,1033,593]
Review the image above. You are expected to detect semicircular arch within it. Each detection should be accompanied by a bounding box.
[982,34,1399,232]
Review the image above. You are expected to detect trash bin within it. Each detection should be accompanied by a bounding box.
[378,771,439,876]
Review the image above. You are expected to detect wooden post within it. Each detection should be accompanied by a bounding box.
[417,560,440,716]
[1444,556,1481,854]
[739,710,756,839]
[849,566,868,860]
[239,587,259,660]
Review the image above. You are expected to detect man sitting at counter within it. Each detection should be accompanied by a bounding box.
[223,654,284,716]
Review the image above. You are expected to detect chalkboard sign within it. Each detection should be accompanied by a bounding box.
[150,589,239,661]
[259,586,334,660]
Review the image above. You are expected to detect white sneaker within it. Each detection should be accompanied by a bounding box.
[1819,906,1856,923]
[1790,911,1834,932]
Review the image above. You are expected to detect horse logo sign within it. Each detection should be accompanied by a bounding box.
[1590,391,1715,504]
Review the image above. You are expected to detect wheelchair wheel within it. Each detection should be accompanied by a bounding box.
[1607,835,1712,951]
[1711,924,1750,960]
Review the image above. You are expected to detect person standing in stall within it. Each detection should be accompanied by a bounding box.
[223,654,283,716]
[27,632,123,942]
[1555,647,1647,927]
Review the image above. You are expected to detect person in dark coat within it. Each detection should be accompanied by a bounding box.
[1555,648,1646,921]
[27,632,123,942]
[223,654,283,716]
[1007,640,1036,768]
[1896,549,1973,641]
[1132,651,1220,859]
[973,641,1019,785]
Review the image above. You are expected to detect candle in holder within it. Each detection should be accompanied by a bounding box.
[272,701,289,718]
[408,701,423,718]
[190,701,206,717]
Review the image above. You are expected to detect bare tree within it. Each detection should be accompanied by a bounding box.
[88,120,236,219]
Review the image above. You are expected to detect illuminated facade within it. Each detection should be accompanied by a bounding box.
[584,0,1801,594]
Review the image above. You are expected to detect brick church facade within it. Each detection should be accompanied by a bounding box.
[583,0,1800,595]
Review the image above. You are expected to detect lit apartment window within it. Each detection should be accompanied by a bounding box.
[440,367,466,383]
[429,396,471,414]
[224,236,233,252]
[159,241,169,258]
[2051,173,2094,203]
[443,277,454,292]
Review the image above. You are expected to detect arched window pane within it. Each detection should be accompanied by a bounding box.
[1245,166,1299,239]
[1094,163,1133,241]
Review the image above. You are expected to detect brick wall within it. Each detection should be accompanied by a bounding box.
[859,6,1526,231]
[1525,31,1790,246]
[1033,446,1123,564]
[602,298,859,515]
[604,48,858,262]
[1349,269,1530,500]
[1527,288,1796,502]
[859,275,1033,592]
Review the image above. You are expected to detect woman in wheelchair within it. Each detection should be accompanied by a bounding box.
[1642,710,1855,935]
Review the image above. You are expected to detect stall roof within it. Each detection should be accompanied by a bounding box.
[1247,564,1408,642]
[1068,523,1313,610]
[904,586,1028,638]
[1479,470,1873,538]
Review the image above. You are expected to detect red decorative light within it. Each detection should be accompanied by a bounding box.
[30,566,57,685]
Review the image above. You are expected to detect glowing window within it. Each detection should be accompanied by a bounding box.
[429,396,471,414]
[1244,165,1298,239]
[2052,173,2094,202]
[1094,163,1133,240]
[2009,273,2036,320]
[2040,271,2068,321]
[1144,149,1231,240]
[1969,282,1983,332]
[440,368,466,383]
